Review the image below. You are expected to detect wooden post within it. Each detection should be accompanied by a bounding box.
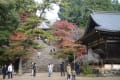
[105,40,108,59]
[18,57,23,75]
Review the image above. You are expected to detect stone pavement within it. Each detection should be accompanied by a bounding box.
[0,72,120,80]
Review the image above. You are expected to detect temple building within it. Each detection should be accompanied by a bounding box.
[37,22,50,30]
[81,12,120,64]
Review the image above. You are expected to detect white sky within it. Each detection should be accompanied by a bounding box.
[35,0,60,23]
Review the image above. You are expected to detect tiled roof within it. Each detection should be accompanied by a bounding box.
[91,12,120,32]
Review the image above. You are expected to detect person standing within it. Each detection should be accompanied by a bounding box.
[66,63,71,80]
[48,64,52,77]
[31,62,34,76]
[33,63,37,77]
[75,63,80,75]
[51,63,54,75]
[7,63,13,79]
[2,64,7,79]
[48,63,54,77]
[37,52,41,59]
[71,69,76,80]
[60,62,65,76]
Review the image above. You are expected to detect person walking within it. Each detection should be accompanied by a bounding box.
[60,62,65,76]
[7,63,13,79]
[66,63,71,80]
[2,64,7,79]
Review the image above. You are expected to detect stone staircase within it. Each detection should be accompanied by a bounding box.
[23,39,61,72]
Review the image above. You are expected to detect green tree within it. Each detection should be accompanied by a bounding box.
[0,0,57,73]
[59,0,83,26]
[0,0,39,74]
[0,0,19,46]
[59,0,120,27]
[15,0,36,14]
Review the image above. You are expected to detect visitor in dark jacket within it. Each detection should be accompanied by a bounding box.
[2,64,7,79]
[33,63,37,77]
[60,62,65,76]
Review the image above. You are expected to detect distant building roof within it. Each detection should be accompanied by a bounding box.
[91,12,120,32]
[37,22,50,29]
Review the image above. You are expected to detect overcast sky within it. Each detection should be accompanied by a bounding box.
[35,0,60,23]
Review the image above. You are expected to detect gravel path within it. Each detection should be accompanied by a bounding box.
[0,72,120,80]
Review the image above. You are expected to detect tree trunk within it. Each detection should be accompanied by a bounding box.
[18,57,23,75]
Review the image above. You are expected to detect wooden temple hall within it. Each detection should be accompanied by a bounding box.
[81,12,120,64]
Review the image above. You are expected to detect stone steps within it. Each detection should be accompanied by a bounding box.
[23,39,61,72]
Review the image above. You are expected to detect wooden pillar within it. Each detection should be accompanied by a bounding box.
[105,40,108,60]
[18,57,23,75]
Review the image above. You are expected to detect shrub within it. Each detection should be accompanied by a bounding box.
[83,63,93,75]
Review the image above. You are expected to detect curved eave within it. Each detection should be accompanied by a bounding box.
[91,12,120,32]
[95,26,120,33]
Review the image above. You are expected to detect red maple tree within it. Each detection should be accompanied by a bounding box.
[76,46,87,57]
[54,20,76,30]
[53,20,77,41]
[52,20,87,59]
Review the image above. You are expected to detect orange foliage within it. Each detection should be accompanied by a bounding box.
[54,20,76,30]
[54,29,70,36]
[53,20,86,58]
[19,12,29,25]
[53,20,77,41]
[76,46,87,57]
[59,40,80,49]
[59,40,74,48]
[9,31,27,41]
